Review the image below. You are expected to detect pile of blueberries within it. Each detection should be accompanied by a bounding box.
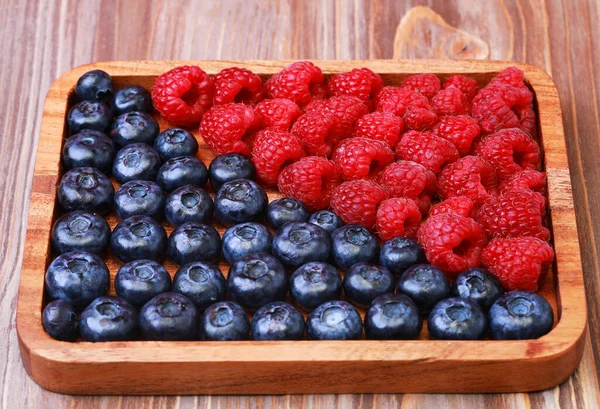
[42,70,554,343]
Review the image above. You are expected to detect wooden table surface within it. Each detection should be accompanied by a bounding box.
[1,0,599,407]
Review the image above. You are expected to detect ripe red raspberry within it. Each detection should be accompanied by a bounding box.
[251,129,304,186]
[199,103,261,156]
[499,170,546,208]
[481,237,554,291]
[489,67,526,88]
[431,88,469,116]
[402,74,441,100]
[396,131,459,174]
[437,155,498,206]
[403,99,439,131]
[432,115,481,156]
[472,83,534,135]
[327,68,383,104]
[305,96,369,140]
[151,65,214,127]
[376,198,422,240]
[330,180,389,229]
[475,128,540,180]
[277,156,341,211]
[355,111,403,146]
[378,160,436,204]
[291,111,340,156]
[266,61,325,107]
[429,196,476,218]
[443,75,479,101]
[332,138,395,180]
[212,67,264,105]
[417,213,487,276]
[376,87,428,116]
[254,98,302,130]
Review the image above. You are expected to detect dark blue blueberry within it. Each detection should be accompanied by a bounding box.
[44,252,110,309]
[379,237,426,278]
[343,263,394,307]
[307,300,363,340]
[251,302,305,340]
[173,261,226,309]
[214,179,267,226]
[67,101,112,134]
[208,153,256,190]
[289,262,342,311]
[51,211,110,255]
[62,130,115,174]
[112,143,162,184]
[154,128,198,161]
[452,268,504,311]
[272,222,330,267]
[114,259,172,308]
[167,222,221,265]
[42,300,79,342]
[428,297,487,340]
[200,301,250,341]
[114,180,165,221]
[140,292,199,340]
[111,111,159,148]
[308,210,343,234]
[395,264,450,312]
[227,252,288,310]
[330,225,379,270]
[156,156,208,192]
[221,222,272,263]
[489,290,554,340]
[112,85,152,115]
[365,293,422,340]
[57,167,114,215]
[110,215,167,262]
[266,198,309,230]
[79,296,139,342]
[75,69,113,103]
[164,185,214,227]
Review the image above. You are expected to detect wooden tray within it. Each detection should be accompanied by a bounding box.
[16,60,587,394]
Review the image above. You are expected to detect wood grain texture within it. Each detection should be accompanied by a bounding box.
[0,0,599,407]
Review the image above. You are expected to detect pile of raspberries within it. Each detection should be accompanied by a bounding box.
[151,62,554,292]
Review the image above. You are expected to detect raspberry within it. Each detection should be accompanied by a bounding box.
[376,87,428,117]
[306,96,369,140]
[489,67,526,88]
[402,74,441,100]
[291,110,340,156]
[327,68,383,104]
[443,75,479,101]
[396,131,459,173]
[403,99,439,131]
[437,155,498,206]
[417,213,487,276]
[330,180,389,229]
[151,65,214,127]
[355,111,404,146]
[378,160,436,203]
[432,115,481,156]
[254,98,302,130]
[431,88,469,116]
[476,190,550,240]
[251,129,304,186]
[199,103,261,156]
[472,82,534,135]
[481,237,554,291]
[475,128,540,180]
[376,198,422,240]
[277,156,341,211]
[212,67,264,105]
[332,137,395,180]
[429,196,476,218]
[499,169,546,208]
[266,61,325,107]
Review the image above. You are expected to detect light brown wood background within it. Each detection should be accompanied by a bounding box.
[1,0,599,407]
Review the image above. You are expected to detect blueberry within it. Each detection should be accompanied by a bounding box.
[214,179,267,226]
[365,293,422,340]
[164,185,214,227]
[428,297,487,340]
[227,252,288,310]
[154,128,198,161]
[452,268,504,310]
[330,225,379,270]
[289,262,342,311]
[57,167,114,215]
[62,130,115,174]
[208,153,256,190]
[112,85,152,115]
[222,222,273,263]
[200,301,250,341]
[140,292,199,340]
[379,237,426,277]
[489,290,554,340]
[67,101,112,134]
[114,180,165,221]
[111,111,159,148]
[307,300,363,340]
[156,156,208,192]
[110,215,167,262]
[395,264,450,312]
[42,300,79,342]
[75,69,113,103]
[272,222,330,268]
[112,143,162,184]
[251,302,305,340]
[168,222,221,265]
[114,260,172,308]
[173,261,226,309]
[44,252,109,309]
[343,263,394,307]
[51,211,110,255]
[308,210,343,234]
[80,296,139,342]
[266,198,309,229]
